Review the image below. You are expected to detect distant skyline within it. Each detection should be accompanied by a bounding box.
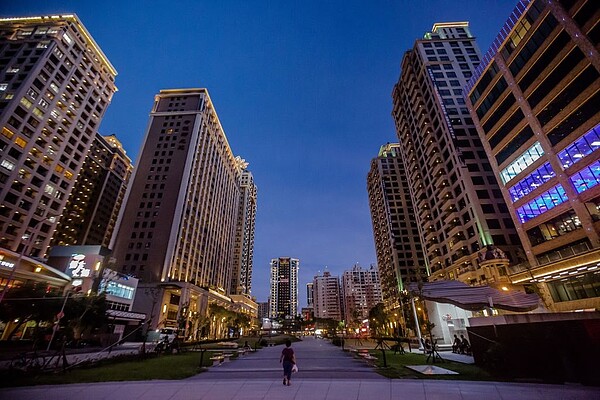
[3,0,518,307]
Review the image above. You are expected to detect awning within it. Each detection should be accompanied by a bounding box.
[408,280,541,312]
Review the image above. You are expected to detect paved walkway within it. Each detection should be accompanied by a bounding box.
[1,336,599,399]
[190,336,383,380]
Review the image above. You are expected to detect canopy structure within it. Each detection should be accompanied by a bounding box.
[408,280,541,312]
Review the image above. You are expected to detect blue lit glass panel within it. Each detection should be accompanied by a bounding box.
[508,162,555,202]
[516,184,568,223]
[501,142,544,184]
[557,123,600,169]
[570,160,600,193]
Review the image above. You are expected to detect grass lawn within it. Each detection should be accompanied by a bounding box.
[1,351,213,387]
[368,351,495,381]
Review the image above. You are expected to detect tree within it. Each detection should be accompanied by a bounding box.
[64,293,108,342]
[0,281,63,341]
[208,304,229,339]
[368,302,389,337]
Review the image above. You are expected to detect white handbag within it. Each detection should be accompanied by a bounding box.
[292,364,298,373]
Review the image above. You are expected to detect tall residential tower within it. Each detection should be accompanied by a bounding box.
[51,133,131,247]
[230,169,257,296]
[367,143,426,309]
[340,264,383,325]
[313,270,343,321]
[391,22,524,289]
[110,88,251,333]
[269,257,299,319]
[0,14,117,257]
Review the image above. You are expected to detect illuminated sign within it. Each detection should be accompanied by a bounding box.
[68,254,91,278]
[0,259,15,269]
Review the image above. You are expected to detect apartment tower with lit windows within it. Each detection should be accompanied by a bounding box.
[51,134,131,247]
[340,264,383,325]
[367,143,426,309]
[465,0,600,311]
[230,169,257,296]
[269,257,299,319]
[110,88,249,332]
[391,22,524,288]
[0,14,117,258]
[312,270,343,321]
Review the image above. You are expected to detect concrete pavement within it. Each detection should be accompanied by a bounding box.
[1,336,598,399]
[2,378,599,399]
[190,336,384,380]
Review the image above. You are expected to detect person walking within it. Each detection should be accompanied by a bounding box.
[279,339,296,386]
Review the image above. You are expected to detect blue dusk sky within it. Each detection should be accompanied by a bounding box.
[4,0,517,306]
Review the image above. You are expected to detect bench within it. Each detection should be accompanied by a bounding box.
[209,355,224,366]
[223,353,234,362]
[359,353,378,366]
[210,351,225,366]
[354,348,370,357]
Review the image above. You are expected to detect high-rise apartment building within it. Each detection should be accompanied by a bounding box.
[257,301,269,320]
[0,14,117,257]
[306,282,314,307]
[51,133,131,247]
[367,143,426,309]
[230,169,257,296]
[341,264,383,325]
[269,257,299,319]
[110,88,250,332]
[313,270,343,321]
[391,22,524,289]
[465,0,600,311]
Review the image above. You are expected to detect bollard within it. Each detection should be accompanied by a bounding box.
[381,348,387,367]
[199,349,206,369]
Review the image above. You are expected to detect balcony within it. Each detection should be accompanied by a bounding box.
[457,265,477,276]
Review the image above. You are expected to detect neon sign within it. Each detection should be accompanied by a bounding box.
[68,254,91,278]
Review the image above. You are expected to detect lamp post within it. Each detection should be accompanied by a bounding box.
[47,290,70,351]
[0,214,60,305]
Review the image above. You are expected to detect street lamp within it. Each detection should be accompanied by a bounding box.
[0,214,60,304]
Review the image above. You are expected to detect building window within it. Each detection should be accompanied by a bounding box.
[526,209,581,246]
[508,162,556,202]
[570,160,600,193]
[62,32,73,45]
[500,142,544,184]
[557,123,600,169]
[1,159,15,171]
[547,271,600,303]
[516,184,568,223]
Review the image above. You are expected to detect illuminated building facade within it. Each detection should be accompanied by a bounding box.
[269,257,299,319]
[367,143,426,309]
[391,22,524,289]
[465,0,600,311]
[0,14,117,258]
[230,169,257,296]
[306,282,314,307]
[313,270,342,321]
[110,88,251,334]
[340,264,382,324]
[51,134,131,248]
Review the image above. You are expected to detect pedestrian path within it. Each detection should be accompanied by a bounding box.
[3,378,598,399]
[190,336,384,380]
[2,336,599,399]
